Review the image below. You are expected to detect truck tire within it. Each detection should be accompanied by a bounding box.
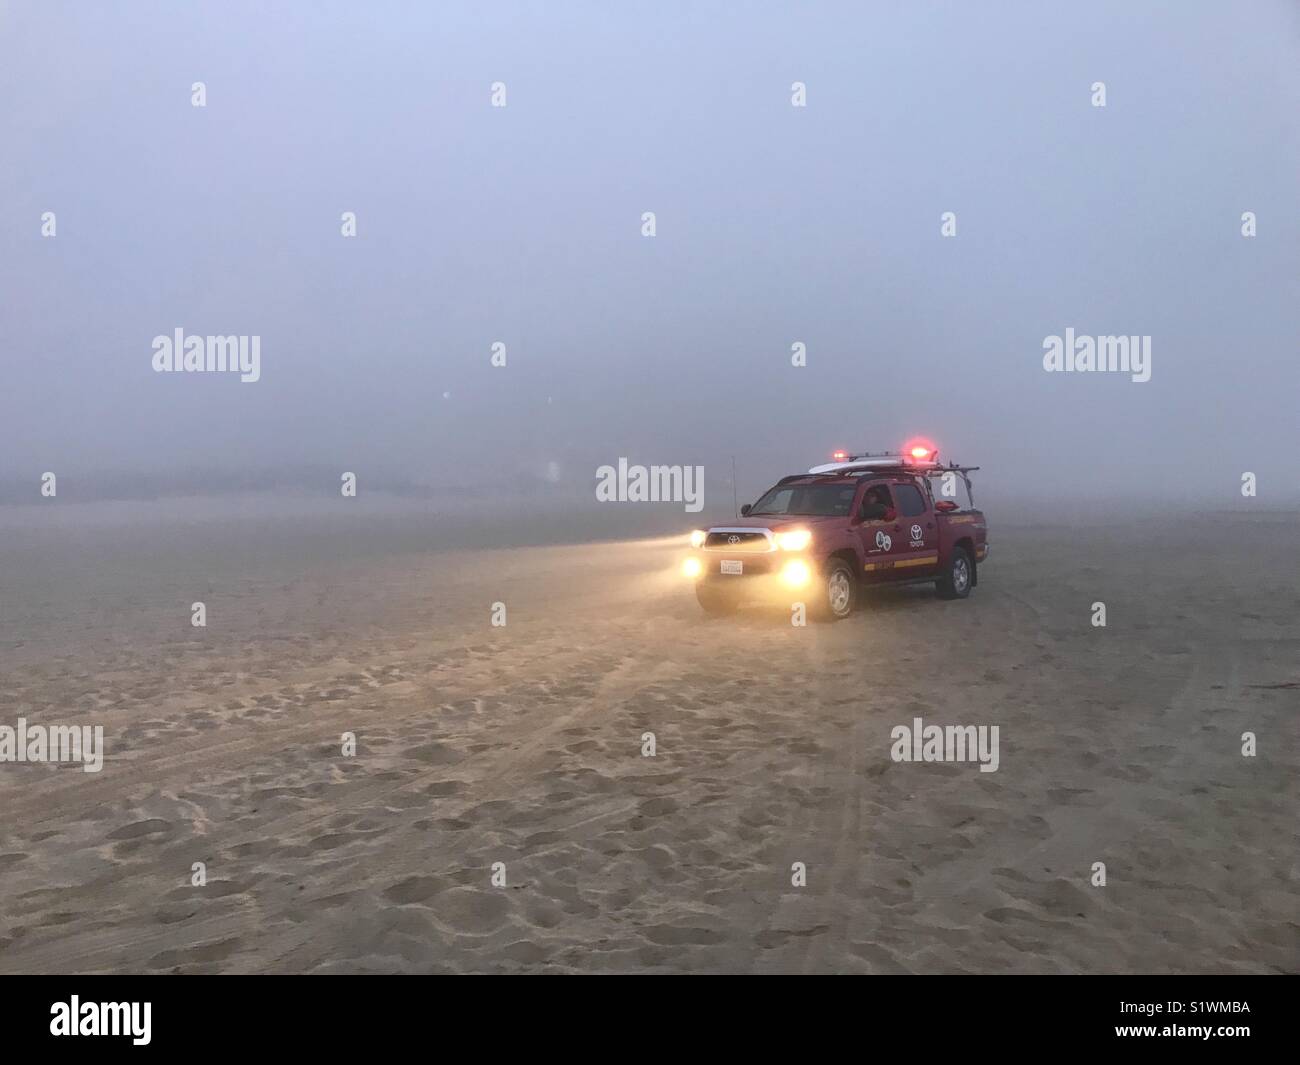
[696,583,740,616]
[813,557,858,621]
[937,546,973,600]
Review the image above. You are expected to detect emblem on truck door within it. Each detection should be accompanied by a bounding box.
[875,530,892,551]
[911,524,923,540]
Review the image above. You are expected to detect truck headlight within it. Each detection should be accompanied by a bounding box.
[775,528,811,551]
[689,530,706,549]
[682,558,703,579]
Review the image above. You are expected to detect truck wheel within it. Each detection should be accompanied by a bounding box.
[814,558,857,621]
[937,547,973,600]
[696,583,739,616]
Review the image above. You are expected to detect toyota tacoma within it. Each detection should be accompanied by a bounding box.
[682,447,989,620]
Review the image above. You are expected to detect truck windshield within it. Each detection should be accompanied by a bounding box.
[750,484,858,516]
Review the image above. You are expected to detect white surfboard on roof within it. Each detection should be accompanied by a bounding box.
[808,448,939,475]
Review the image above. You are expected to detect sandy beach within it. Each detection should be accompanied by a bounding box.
[0,504,1295,973]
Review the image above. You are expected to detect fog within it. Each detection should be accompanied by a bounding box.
[2,1,1298,512]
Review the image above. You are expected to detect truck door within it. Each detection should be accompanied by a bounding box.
[855,480,901,583]
[887,478,940,578]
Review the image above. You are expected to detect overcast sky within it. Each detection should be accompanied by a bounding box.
[2,1,1297,507]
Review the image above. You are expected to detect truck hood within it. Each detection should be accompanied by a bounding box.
[709,515,842,532]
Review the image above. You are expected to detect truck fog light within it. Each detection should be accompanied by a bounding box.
[682,558,703,579]
[780,559,811,587]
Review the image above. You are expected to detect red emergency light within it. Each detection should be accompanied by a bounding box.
[903,438,938,463]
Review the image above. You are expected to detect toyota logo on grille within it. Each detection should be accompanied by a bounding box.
[727,534,741,544]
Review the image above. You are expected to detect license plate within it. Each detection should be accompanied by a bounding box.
[720,560,743,575]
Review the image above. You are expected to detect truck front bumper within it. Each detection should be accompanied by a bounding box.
[683,552,815,595]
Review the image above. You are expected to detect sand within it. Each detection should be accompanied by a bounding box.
[0,505,1296,973]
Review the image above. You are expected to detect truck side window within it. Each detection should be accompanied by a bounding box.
[894,483,926,517]
[863,484,893,510]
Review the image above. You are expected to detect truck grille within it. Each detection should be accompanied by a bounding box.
[704,531,770,552]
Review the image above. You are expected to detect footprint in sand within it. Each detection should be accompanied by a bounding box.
[383,875,451,905]
[420,780,464,797]
[406,742,461,766]
[430,886,511,934]
[107,818,171,841]
[643,924,725,946]
[147,936,242,970]
[499,940,549,964]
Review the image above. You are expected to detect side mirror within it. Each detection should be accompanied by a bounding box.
[883,507,896,523]
[740,503,752,516]
[935,500,958,513]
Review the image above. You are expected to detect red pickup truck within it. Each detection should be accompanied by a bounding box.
[682,449,989,620]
